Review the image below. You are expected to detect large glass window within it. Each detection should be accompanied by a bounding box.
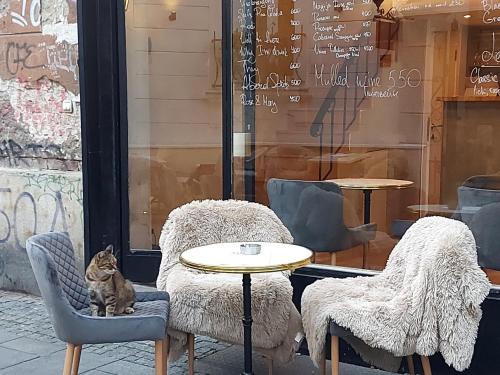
[122,0,500,284]
[231,0,500,284]
[125,0,223,250]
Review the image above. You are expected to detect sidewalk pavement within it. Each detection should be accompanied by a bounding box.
[0,290,396,375]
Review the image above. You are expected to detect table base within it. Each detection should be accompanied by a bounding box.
[242,273,253,375]
[363,189,372,224]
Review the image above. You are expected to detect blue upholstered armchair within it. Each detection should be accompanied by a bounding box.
[469,202,500,270]
[267,178,376,267]
[26,232,170,375]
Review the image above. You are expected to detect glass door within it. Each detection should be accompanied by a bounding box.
[122,0,223,279]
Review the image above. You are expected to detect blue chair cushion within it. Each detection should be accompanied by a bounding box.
[330,321,352,338]
[79,299,169,320]
[66,297,170,344]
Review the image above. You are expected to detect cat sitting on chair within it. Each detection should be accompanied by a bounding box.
[85,245,136,317]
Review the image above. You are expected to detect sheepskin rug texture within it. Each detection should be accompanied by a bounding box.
[156,199,302,364]
[302,216,490,372]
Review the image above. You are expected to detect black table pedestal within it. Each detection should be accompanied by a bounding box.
[362,189,373,269]
[363,189,372,224]
[242,273,253,375]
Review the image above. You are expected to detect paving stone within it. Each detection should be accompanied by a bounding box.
[1,336,66,355]
[96,359,156,374]
[0,330,19,344]
[194,346,395,375]
[0,348,120,375]
[0,346,37,370]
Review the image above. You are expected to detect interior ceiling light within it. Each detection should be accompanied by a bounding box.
[464,14,472,18]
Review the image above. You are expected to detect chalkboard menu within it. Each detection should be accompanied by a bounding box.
[235,0,425,116]
[235,0,500,112]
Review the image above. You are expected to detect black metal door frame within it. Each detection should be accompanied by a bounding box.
[78,0,124,268]
[77,0,160,281]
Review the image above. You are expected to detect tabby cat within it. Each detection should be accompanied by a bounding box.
[85,245,136,317]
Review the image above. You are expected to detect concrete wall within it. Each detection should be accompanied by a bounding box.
[0,0,81,294]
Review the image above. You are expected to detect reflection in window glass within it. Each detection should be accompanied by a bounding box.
[232,0,500,285]
[126,1,222,250]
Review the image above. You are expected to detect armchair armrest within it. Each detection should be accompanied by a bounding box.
[390,220,415,239]
[136,291,170,303]
[349,223,377,244]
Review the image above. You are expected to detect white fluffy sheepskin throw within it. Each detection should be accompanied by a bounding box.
[156,199,302,364]
[302,216,490,372]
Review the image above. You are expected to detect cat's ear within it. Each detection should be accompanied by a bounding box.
[105,245,114,255]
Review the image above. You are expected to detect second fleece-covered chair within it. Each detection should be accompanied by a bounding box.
[302,217,490,375]
[156,199,302,373]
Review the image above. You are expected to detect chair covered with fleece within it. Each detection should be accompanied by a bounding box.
[156,199,302,370]
[301,216,490,374]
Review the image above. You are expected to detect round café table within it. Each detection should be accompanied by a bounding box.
[407,204,480,216]
[179,242,312,375]
[328,178,414,224]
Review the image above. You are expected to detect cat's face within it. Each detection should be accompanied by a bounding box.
[93,245,117,273]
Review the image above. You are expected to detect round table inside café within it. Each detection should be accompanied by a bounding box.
[180,242,312,375]
[328,178,414,224]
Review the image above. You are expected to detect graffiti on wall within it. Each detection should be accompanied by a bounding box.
[0,0,81,171]
[46,42,78,81]
[0,139,62,164]
[0,0,42,34]
[0,170,83,252]
[0,0,83,294]
[0,34,79,94]
[0,138,81,170]
[0,187,67,250]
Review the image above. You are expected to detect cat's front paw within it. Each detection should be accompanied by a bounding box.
[105,312,114,317]
[124,307,135,314]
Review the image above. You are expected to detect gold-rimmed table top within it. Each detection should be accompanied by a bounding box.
[408,204,480,215]
[179,242,312,274]
[327,178,414,190]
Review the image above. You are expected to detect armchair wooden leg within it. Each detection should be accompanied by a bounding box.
[63,343,75,375]
[72,345,82,375]
[155,337,168,375]
[421,356,432,375]
[331,335,339,375]
[406,355,415,375]
[165,335,170,375]
[267,357,273,375]
[319,349,326,375]
[187,333,195,375]
[330,253,337,266]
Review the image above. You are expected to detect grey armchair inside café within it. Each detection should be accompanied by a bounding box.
[470,202,500,271]
[451,176,500,272]
[267,178,376,266]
